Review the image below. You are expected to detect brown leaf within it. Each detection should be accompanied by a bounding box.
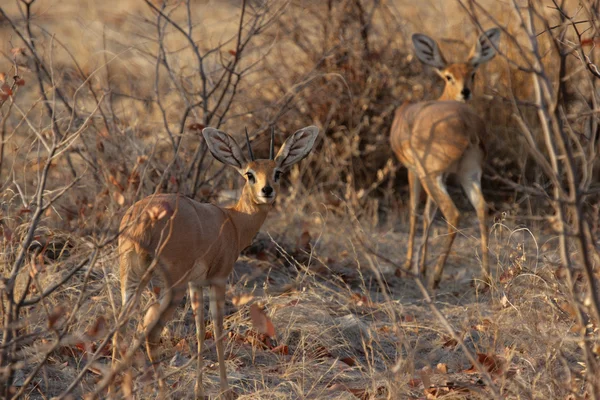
[472,318,492,332]
[340,356,357,367]
[48,306,66,329]
[188,123,205,132]
[402,314,415,322]
[0,82,13,100]
[249,303,275,338]
[297,230,311,251]
[436,363,448,374]
[379,325,392,334]
[86,316,107,338]
[10,47,25,56]
[311,345,332,359]
[419,366,432,388]
[232,293,254,307]
[351,292,373,307]
[464,353,505,376]
[107,174,123,191]
[98,128,110,139]
[408,378,422,388]
[347,388,370,400]
[113,192,125,206]
[271,344,289,355]
[424,386,443,399]
[15,78,25,87]
[327,383,370,400]
[284,299,300,307]
[442,337,458,348]
[174,338,189,355]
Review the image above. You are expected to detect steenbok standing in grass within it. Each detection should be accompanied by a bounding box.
[112,126,319,399]
[390,28,500,288]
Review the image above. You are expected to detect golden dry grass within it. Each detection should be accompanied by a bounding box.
[0,0,598,399]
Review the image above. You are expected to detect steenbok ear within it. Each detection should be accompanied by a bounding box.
[202,127,247,173]
[274,126,319,172]
[412,33,447,70]
[468,28,500,67]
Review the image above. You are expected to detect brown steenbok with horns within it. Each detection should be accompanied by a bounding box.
[390,28,500,288]
[112,126,318,399]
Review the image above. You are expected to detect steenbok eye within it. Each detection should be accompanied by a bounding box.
[245,172,255,183]
[274,171,282,181]
[445,75,453,82]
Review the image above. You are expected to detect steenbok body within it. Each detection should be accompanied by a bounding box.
[113,126,318,398]
[390,29,500,288]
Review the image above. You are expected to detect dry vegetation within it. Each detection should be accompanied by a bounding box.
[1,0,600,398]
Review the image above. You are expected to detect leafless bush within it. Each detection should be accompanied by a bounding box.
[0,0,599,398]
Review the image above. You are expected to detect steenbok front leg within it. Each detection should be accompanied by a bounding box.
[458,157,490,282]
[210,282,231,398]
[421,175,460,289]
[405,170,422,272]
[189,283,205,400]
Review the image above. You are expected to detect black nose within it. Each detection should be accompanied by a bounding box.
[461,88,471,98]
[262,186,273,196]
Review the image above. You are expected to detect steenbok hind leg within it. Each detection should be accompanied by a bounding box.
[404,170,422,273]
[111,251,151,395]
[210,283,231,398]
[188,283,206,400]
[459,166,489,282]
[421,175,460,289]
[143,286,185,397]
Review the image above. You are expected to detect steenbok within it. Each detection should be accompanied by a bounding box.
[112,126,318,398]
[390,29,500,288]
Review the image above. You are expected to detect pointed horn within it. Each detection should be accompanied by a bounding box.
[245,127,255,161]
[269,126,275,160]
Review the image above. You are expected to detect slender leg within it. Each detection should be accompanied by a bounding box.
[420,175,461,289]
[210,283,231,398]
[459,162,490,283]
[143,285,185,398]
[189,283,205,400]
[418,195,438,276]
[404,170,422,273]
[111,251,149,397]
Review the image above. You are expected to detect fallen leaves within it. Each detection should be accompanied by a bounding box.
[48,306,67,329]
[0,72,13,102]
[249,303,275,338]
[231,293,254,307]
[113,192,125,206]
[464,353,506,376]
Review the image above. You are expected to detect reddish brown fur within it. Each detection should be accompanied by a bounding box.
[390,30,499,288]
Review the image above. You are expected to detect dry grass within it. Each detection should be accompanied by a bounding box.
[0,0,599,399]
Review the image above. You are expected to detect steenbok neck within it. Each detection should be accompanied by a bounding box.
[226,185,271,252]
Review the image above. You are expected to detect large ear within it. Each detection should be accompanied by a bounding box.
[412,33,447,70]
[202,127,247,173]
[274,126,319,172]
[468,28,500,67]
